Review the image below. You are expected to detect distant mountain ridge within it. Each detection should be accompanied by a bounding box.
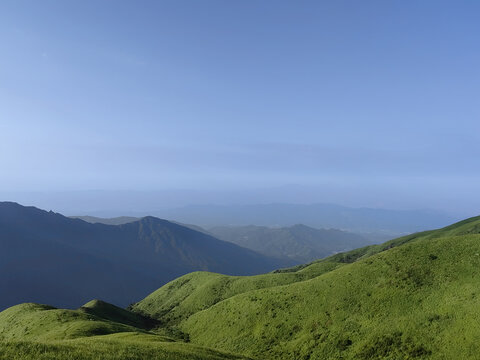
[131,215,480,359]
[72,215,207,235]
[2,210,480,358]
[158,203,455,234]
[74,215,373,264]
[209,224,374,263]
[71,215,139,225]
[0,202,288,311]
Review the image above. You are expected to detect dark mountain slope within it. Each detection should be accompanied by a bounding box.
[209,224,372,263]
[0,202,287,310]
[76,215,211,236]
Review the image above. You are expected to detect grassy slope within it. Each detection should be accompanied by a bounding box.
[181,223,480,359]
[131,262,346,327]
[3,216,480,359]
[0,302,249,360]
[134,216,480,359]
[0,303,143,341]
[79,299,158,329]
[131,225,443,327]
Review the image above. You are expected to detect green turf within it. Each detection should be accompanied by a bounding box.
[0,303,144,341]
[131,221,451,328]
[79,299,158,329]
[131,216,480,359]
[4,216,480,359]
[180,228,480,358]
[0,302,249,360]
[0,335,250,360]
[131,271,311,326]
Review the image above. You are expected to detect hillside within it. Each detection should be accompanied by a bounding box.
[209,224,372,263]
[0,301,249,360]
[132,216,480,359]
[4,203,480,359]
[0,202,288,310]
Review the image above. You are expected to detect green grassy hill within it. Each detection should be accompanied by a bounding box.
[132,216,480,359]
[79,299,159,329]
[0,301,249,360]
[3,216,480,359]
[130,260,347,327]
[130,222,444,327]
[0,303,143,341]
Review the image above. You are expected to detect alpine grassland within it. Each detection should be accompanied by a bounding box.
[3,216,480,359]
[0,302,249,360]
[133,216,480,359]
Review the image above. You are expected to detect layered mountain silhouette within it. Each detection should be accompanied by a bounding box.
[3,215,480,359]
[73,216,374,264]
[72,215,139,225]
[209,224,374,263]
[158,203,454,234]
[0,202,289,310]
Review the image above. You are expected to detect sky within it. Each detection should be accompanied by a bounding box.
[0,1,479,216]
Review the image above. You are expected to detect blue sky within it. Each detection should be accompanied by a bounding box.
[0,1,479,214]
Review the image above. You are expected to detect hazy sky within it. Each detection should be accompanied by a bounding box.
[0,1,479,214]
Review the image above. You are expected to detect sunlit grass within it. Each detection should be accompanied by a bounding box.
[3,216,480,359]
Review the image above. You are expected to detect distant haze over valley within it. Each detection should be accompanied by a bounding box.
[0,200,457,311]
[74,216,376,263]
[0,189,459,237]
[0,202,288,310]
[0,186,473,219]
[1,1,480,358]
[157,203,454,235]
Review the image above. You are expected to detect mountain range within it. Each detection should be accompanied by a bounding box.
[156,203,455,234]
[0,202,287,310]
[2,214,480,359]
[73,215,376,264]
[209,224,374,263]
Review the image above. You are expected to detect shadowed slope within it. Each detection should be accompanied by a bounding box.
[0,202,288,310]
[79,300,159,330]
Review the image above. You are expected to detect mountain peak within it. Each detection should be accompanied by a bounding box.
[0,202,285,310]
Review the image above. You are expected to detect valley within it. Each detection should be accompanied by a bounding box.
[2,213,480,359]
